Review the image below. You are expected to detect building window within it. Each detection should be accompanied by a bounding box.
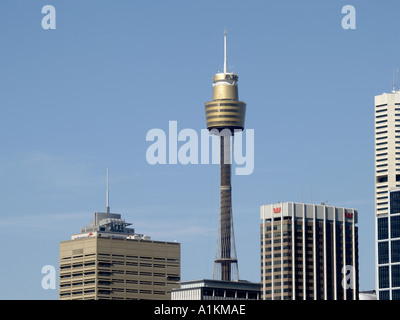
[215,290,224,297]
[379,266,390,289]
[377,176,388,183]
[391,215,400,239]
[392,240,400,263]
[390,191,400,214]
[380,290,390,300]
[392,265,400,288]
[393,289,400,300]
[378,241,389,264]
[378,217,388,240]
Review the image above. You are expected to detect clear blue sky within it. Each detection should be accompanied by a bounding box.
[0,0,395,299]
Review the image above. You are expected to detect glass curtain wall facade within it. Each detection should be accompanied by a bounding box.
[377,189,400,300]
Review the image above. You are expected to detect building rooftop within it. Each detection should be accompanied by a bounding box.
[70,169,151,241]
[178,279,261,291]
[71,210,151,241]
[171,279,261,300]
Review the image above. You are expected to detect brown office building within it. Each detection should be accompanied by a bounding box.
[260,202,359,300]
[59,210,180,300]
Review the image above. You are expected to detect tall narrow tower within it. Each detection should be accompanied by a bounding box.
[204,31,246,281]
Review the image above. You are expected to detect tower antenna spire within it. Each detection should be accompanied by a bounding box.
[106,168,110,213]
[224,28,227,74]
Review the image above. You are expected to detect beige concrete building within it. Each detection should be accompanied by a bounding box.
[59,209,180,300]
[260,202,359,300]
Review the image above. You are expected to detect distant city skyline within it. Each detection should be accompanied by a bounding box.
[1,1,400,299]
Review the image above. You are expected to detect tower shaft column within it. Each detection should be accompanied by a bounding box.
[220,134,232,281]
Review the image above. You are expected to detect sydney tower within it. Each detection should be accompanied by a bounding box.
[204,31,246,281]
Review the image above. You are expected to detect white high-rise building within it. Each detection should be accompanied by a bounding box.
[374,91,400,300]
[374,92,400,215]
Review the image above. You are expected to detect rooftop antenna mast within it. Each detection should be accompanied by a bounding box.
[224,28,227,74]
[106,168,110,213]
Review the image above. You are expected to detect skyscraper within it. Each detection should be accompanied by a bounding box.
[59,171,181,300]
[260,202,359,300]
[374,91,400,299]
[204,30,246,282]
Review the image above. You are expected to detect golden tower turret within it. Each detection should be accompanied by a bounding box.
[204,30,246,282]
[205,32,246,131]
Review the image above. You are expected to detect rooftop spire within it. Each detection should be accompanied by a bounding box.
[106,168,110,213]
[394,68,399,92]
[224,28,227,74]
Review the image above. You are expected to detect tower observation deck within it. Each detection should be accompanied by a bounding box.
[204,31,247,282]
